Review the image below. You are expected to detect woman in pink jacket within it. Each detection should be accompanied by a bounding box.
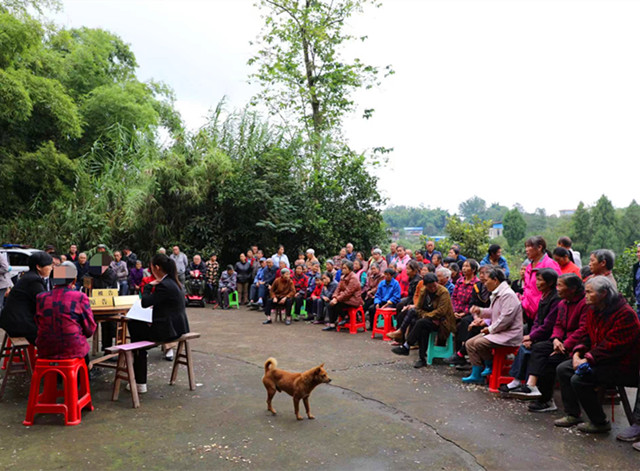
[521,236,562,323]
[462,267,524,383]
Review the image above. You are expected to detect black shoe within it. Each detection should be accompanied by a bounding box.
[391,345,410,356]
[263,319,272,324]
[413,359,427,368]
[498,383,520,394]
[322,325,336,331]
[447,354,468,367]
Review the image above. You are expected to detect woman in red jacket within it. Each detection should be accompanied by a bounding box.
[554,276,640,433]
[323,261,363,332]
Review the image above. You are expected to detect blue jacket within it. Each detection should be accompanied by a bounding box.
[479,255,510,278]
[262,266,278,285]
[374,278,401,305]
[443,280,455,296]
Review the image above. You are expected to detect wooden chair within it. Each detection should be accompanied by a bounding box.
[0,336,33,400]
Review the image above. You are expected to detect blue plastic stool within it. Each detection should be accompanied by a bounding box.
[426,332,454,365]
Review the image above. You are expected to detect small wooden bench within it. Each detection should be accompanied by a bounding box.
[106,332,201,408]
[0,336,33,400]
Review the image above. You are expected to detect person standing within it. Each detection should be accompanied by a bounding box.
[271,245,290,269]
[110,251,129,296]
[122,247,138,271]
[170,246,189,290]
[235,253,253,305]
[0,250,13,311]
[66,244,79,263]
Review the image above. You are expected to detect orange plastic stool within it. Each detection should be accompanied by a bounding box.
[371,308,396,341]
[488,346,519,393]
[23,358,93,426]
[337,306,366,334]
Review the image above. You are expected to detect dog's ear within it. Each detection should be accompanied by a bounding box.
[319,363,325,368]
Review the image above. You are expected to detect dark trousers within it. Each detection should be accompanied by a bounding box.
[530,340,568,402]
[399,308,419,332]
[327,302,353,324]
[311,298,327,321]
[264,297,293,317]
[459,325,482,356]
[455,314,474,351]
[557,359,638,424]
[395,297,411,317]
[406,317,439,361]
[206,282,218,303]
[127,320,153,384]
[218,287,231,308]
[101,321,116,350]
[294,294,306,315]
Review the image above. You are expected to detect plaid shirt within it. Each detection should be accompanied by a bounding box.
[291,273,308,296]
[35,287,96,359]
[451,276,479,314]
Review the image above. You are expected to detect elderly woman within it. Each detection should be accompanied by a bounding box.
[110,250,129,295]
[263,267,296,325]
[0,251,53,344]
[462,267,523,383]
[323,261,363,331]
[504,268,561,397]
[129,259,145,294]
[554,276,640,433]
[35,262,96,362]
[522,274,589,412]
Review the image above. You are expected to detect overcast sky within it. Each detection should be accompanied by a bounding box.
[53,0,640,215]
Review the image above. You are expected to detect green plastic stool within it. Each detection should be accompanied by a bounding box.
[228,291,240,309]
[426,332,454,365]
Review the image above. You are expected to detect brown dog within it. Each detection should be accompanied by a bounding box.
[262,358,331,420]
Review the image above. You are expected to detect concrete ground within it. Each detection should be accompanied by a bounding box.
[0,305,638,470]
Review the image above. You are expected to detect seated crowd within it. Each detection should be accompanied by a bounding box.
[1,237,640,450]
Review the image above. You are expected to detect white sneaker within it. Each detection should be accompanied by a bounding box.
[125,383,148,394]
[164,349,174,361]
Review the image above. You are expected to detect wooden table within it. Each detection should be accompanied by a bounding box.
[89,305,132,369]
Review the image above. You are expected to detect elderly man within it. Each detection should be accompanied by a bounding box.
[554,276,640,434]
[587,249,617,289]
[391,273,456,368]
[345,243,356,262]
[187,254,207,276]
[170,245,189,288]
[365,268,401,328]
[386,243,398,265]
[263,267,296,325]
[74,252,90,291]
[305,248,319,268]
[424,240,441,263]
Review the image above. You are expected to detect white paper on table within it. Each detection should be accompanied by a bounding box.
[125,299,153,323]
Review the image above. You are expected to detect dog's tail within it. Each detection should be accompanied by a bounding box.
[264,357,277,372]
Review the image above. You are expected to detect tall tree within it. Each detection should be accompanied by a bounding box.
[620,200,640,248]
[248,0,392,147]
[503,207,526,250]
[570,201,591,256]
[588,195,619,253]
[458,196,487,220]
[444,215,491,260]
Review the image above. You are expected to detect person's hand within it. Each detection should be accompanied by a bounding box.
[470,305,481,315]
[330,298,337,306]
[481,327,490,335]
[552,338,566,355]
[272,297,278,303]
[523,339,532,349]
[523,334,530,342]
[149,280,160,285]
[572,352,586,369]
[454,312,465,319]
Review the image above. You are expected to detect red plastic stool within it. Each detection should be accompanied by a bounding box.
[488,346,519,393]
[337,306,366,334]
[23,358,93,426]
[371,308,396,341]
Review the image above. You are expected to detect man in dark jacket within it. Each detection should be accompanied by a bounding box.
[0,252,53,343]
[122,247,138,271]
